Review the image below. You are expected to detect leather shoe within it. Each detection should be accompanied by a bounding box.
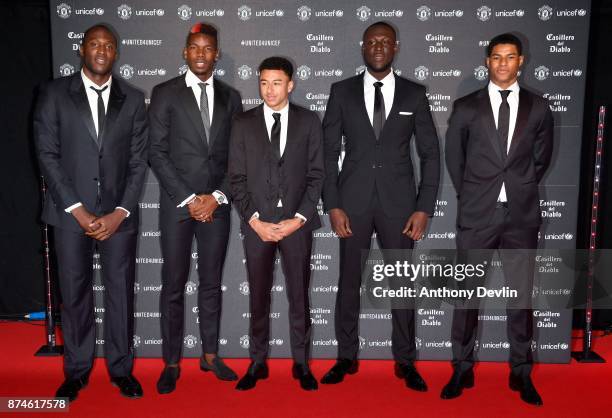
[200,357,238,381]
[235,362,268,391]
[509,374,543,406]
[440,369,474,399]
[395,363,427,392]
[292,363,318,391]
[320,359,358,384]
[157,366,180,394]
[111,375,143,399]
[55,377,88,403]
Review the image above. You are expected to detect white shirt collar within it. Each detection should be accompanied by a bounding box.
[81,69,112,91]
[263,102,289,118]
[363,68,395,88]
[488,80,520,97]
[185,68,213,89]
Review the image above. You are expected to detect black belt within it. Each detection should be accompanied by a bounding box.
[495,201,508,208]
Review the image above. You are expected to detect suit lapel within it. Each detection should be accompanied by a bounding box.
[282,104,301,162]
[507,88,532,160]
[178,76,208,147]
[254,105,272,155]
[68,74,98,148]
[99,78,125,150]
[209,79,227,147]
[477,88,503,162]
[378,73,400,140]
[352,74,377,141]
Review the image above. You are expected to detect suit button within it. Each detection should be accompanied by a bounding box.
[378,164,383,168]
[93,177,98,181]
[99,155,102,159]
[372,164,376,169]
[208,156,212,160]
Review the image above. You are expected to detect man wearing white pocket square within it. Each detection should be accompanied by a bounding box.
[321,21,440,389]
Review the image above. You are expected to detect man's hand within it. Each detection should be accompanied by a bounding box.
[188,194,219,222]
[277,218,304,239]
[329,208,352,238]
[71,206,100,233]
[249,218,284,242]
[402,211,429,241]
[86,209,127,241]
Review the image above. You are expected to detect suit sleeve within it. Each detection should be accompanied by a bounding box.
[118,93,149,212]
[33,83,80,209]
[321,83,343,211]
[148,85,193,204]
[216,89,243,200]
[228,117,257,221]
[445,99,468,197]
[534,103,554,183]
[413,87,440,214]
[297,112,325,220]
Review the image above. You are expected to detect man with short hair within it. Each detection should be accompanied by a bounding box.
[34,24,148,402]
[229,56,324,391]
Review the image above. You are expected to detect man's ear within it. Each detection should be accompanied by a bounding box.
[288,80,294,93]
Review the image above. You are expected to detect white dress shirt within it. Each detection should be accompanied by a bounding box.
[363,69,395,125]
[65,70,129,217]
[178,69,228,208]
[488,80,520,202]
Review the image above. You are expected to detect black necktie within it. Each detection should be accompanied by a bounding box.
[271,112,281,159]
[90,85,108,138]
[373,81,385,139]
[497,90,511,160]
[198,82,211,144]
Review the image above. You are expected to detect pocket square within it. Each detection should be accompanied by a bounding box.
[399,111,413,116]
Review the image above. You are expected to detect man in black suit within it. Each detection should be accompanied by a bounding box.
[34,24,148,401]
[149,23,242,393]
[442,33,553,406]
[229,57,323,391]
[321,22,440,390]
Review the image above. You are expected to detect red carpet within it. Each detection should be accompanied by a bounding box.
[1,321,611,417]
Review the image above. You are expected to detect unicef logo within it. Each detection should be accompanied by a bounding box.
[444,341,452,348]
[516,9,525,17]
[276,9,284,17]
[296,65,312,80]
[414,65,429,81]
[416,5,431,21]
[356,5,371,22]
[178,64,188,75]
[157,9,165,16]
[133,335,141,348]
[531,340,538,352]
[96,8,104,15]
[393,69,402,76]
[117,4,132,20]
[356,65,366,75]
[177,4,192,20]
[415,337,422,349]
[358,336,366,350]
[334,69,343,77]
[214,68,226,77]
[297,5,312,21]
[456,10,464,17]
[237,65,253,80]
[565,233,574,240]
[57,3,71,19]
[561,343,569,350]
[185,280,197,295]
[534,65,550,81]
[474,339,479,351]
[239,281,250,295]
[578,9,587,17]
[538,5,553,21]
[133,282,140,293]
[532,286,540,297]
[119,64,135,80]
[237,5,252,21]
[448,232,456,239]
[502,342,510,349]
[337,10,344,17]
[219,338,227,345]
[474,65,488,81]
[239,335,250,349]
[59,63,75,77]
[184,334,198,349]
[574,69,583,77]
[476,5,492,21]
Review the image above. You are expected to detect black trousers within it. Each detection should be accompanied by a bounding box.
[451,206,538,377]
[159,210,230,364]
[54,226,137,380]
[335,191,415,364]
[243,221,313,365]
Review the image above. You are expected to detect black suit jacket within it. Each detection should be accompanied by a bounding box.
[322,73,440,217]
[445,87,554,229]
[228,103,324,231]
[149,75,242,221]
[34,73,149,232]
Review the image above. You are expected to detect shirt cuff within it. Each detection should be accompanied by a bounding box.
[249,212,260,222]
[116,207,130,217]
[65,202,82,213]
[295,213,307,223]
[177,193,196,208]
[212,190,228,205]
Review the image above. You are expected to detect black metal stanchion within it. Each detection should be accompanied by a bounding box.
[572,106,606,363]
[35,176,63,357]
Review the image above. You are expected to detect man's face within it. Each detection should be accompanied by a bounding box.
[259,69,293,111]
[80,27,117,79]
[486,43,524,87]
[362,25,397,74]
[183,33,218,80]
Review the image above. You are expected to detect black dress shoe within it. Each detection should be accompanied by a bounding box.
[509,374,543,406]
[200,357,238,381]
[157,366,180,394]
[395,363,428,392]
[111,375,143,399]
[440,369,474,400]
[56,377,88,403]
[320,359,358,384]
[292,363,318,391]
[235,362,268,391]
